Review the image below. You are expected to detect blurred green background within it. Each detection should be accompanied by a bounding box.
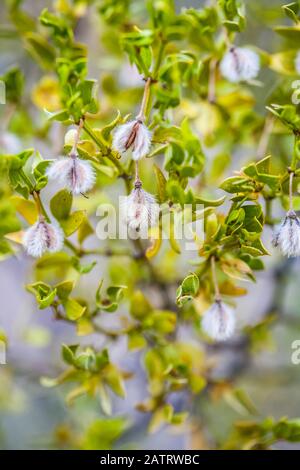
[1,0,300,450]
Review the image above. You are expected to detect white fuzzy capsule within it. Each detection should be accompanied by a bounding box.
[47,154,95,195]
[295,51,300,74]
[202,300,235,341]
[272,210,300,258]
[23,216,64,258]
[220,47,260,83]
[112,120,152,160]
[121,182,159,238]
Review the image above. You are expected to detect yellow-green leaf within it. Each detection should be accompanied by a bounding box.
[61,210,86,236]
[11,196,38,224]
[63,298,86,321]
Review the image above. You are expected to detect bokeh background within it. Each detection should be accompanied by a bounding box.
[0,0,300,450]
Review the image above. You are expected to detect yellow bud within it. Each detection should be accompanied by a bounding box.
[64,129,77,147]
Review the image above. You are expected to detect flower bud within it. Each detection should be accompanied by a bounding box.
[220,46,260,83]
[202,300,235,341]
[272,210,300,258]
[121,182,159,238]
[23,216,64,258]
[47,154,95,195]
[112,120,152,160]
[64,129,78,147]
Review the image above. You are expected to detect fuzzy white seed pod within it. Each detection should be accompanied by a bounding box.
[112,120,152,160]
[220,47,260,83]
[47,154,95,195]
[202,300,235,341]
[23,217,64,258]
[272,210,300,258]
[121,182,159,238]
[295,51,300,74]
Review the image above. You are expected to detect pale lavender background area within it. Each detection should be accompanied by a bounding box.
[0,0,300,450]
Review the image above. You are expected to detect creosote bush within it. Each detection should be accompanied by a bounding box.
[1,0,300,450]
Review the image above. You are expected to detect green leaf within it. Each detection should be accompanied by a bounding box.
[10,196,38,224]
[220,176,256,194]
[0,67,24,103]
[35,252,71,269]
[189,375,207,394]
[98,383,112,416]
[72,257,97,274]
[154,164,167,203]
[73,347,97,370]
[142,310,177,334]
[24,32,56,70]
[176,273,199,306]
[166,180,185,205]
[195,195,226,207]
[103,363,126,398]
[184,272,199,293]
[45,109,70,122]
[266,104,300,132]
[282,2,299,23]
[269,50,299,75]
[99,111,122,142]
[221,257,254,282]
[219,0,246,32]
[63,298,86,321]
[61,210,86,236]
[274,25,300,40]
[26,282,57,309]
[55,280,74,300]
[81,418,127,450]
[171,412,188,425]
[78,79,97,106]
[96,283,126,312]
[77,216,94,245]
[224,388,258,416]
[39,8,72,37]
[128,331,147,351]
[50,189,72,220]
[62,343,77,365]
[121,29,154,47]
[130,291,152,319]
[210,153,231,181]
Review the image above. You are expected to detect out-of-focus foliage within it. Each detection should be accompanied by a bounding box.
[1,0,300,450]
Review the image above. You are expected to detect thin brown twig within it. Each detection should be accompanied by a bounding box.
[136,77,152,121]
[289,170,294,212]
[208,58,217,104]
[32,191,50,222]
[211,255,220,301]
[70,118,84,155]
[134,161,140,183]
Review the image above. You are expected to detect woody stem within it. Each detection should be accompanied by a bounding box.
[290,133,300,172]
[136,77,152,122]
[71,118,84,155]
[208,58,217,104]
[32,191,50,222]
[211,256,221,301]
[223,27,231,48]
[289,171,294,212]
[135,161,140,183]
[153,40,165,80]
